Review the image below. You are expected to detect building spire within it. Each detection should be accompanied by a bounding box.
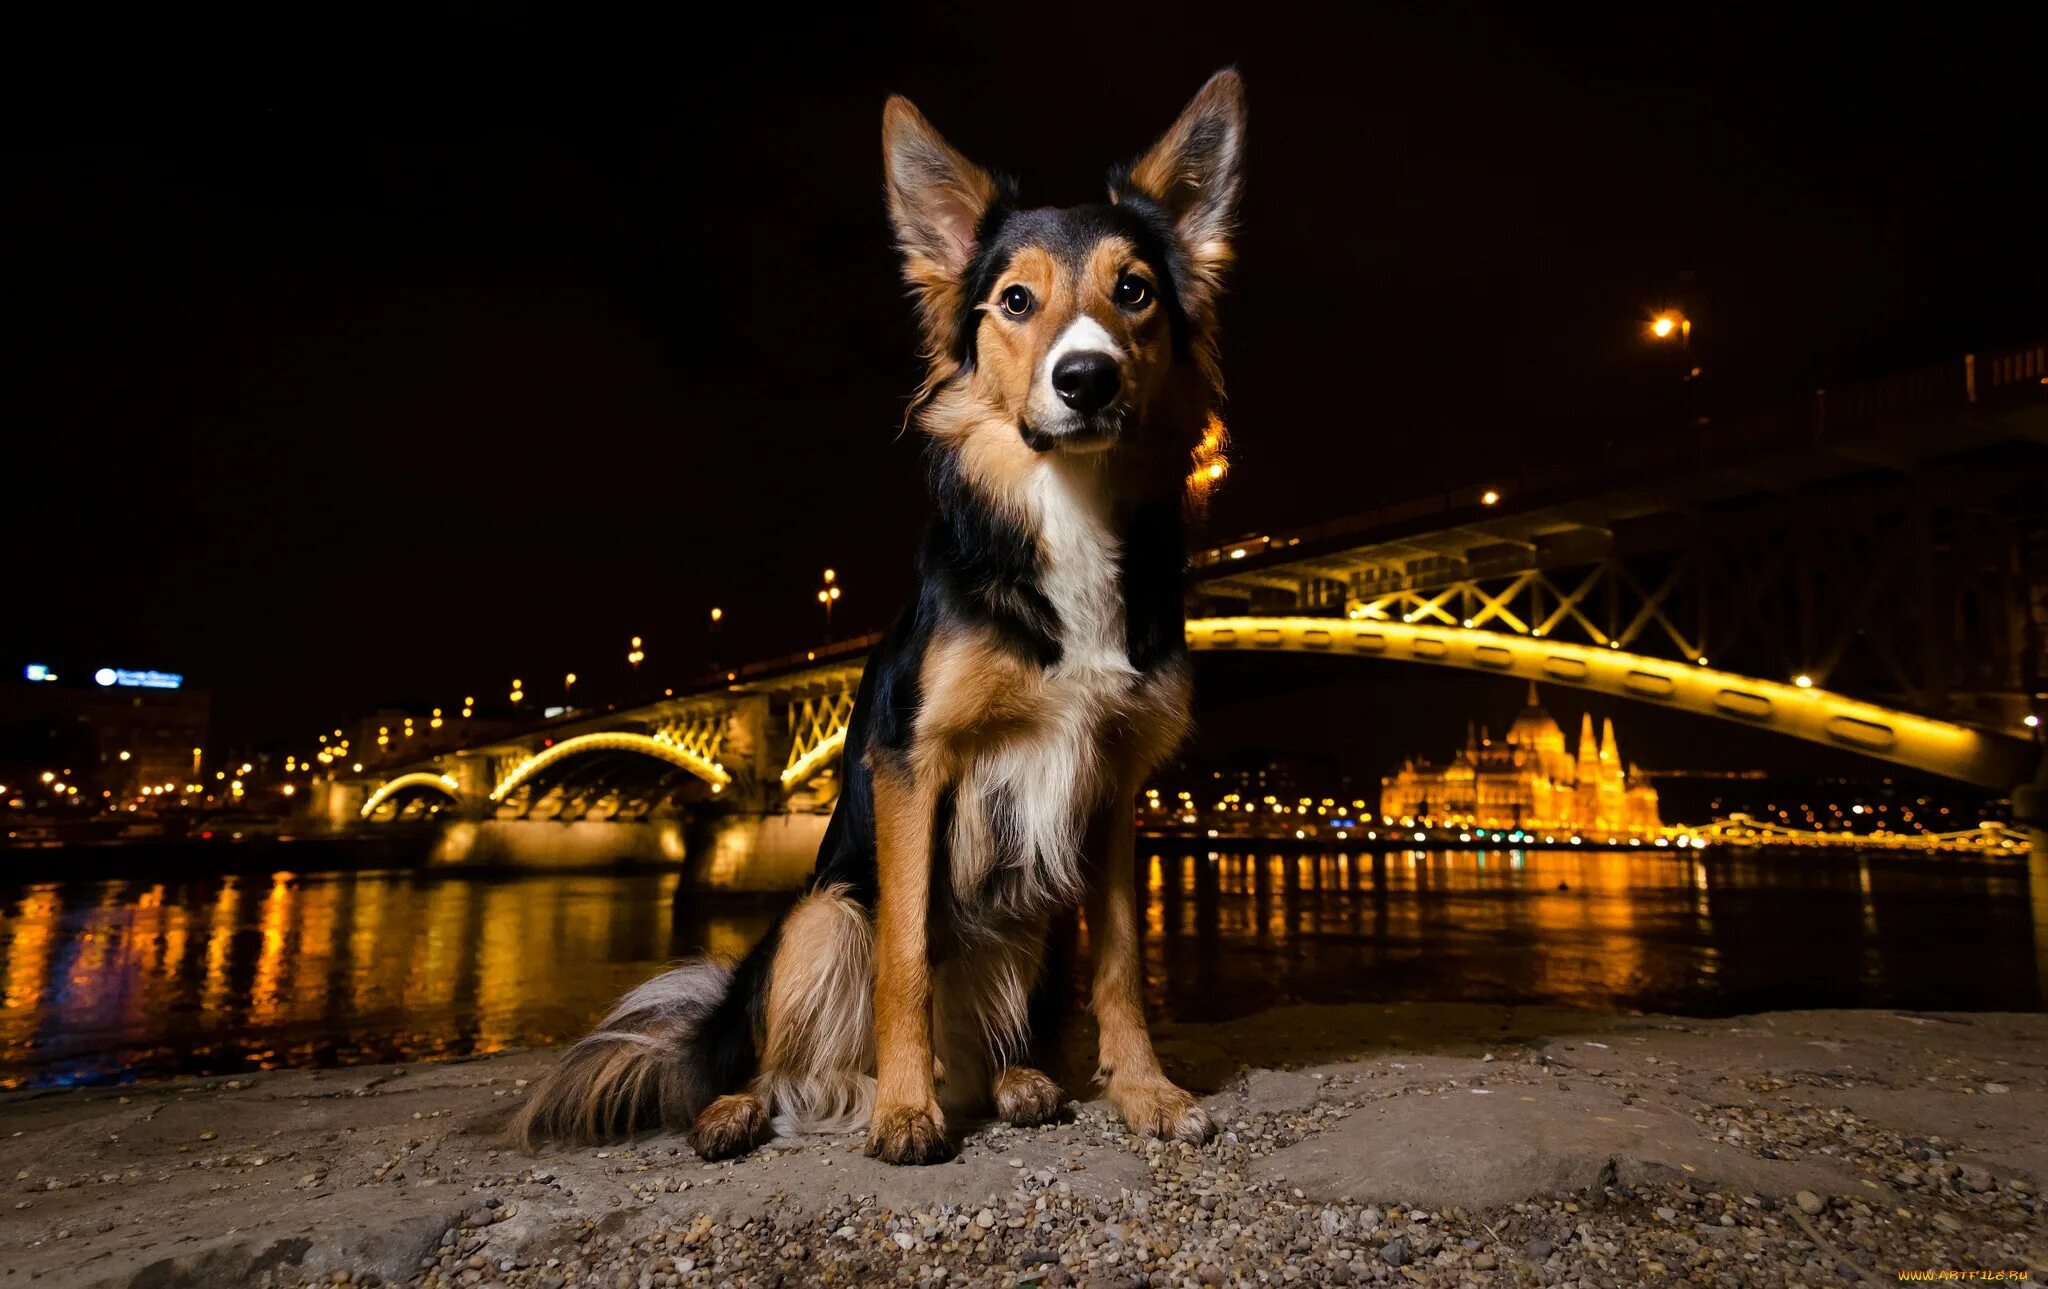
[1525,680,1541,708]
[1600,717,1618,764]
[1577,713,1598,767]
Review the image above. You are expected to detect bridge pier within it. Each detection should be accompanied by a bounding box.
[680,806,826,891]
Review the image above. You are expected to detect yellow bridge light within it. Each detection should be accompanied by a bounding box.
[1793,673,1814,689]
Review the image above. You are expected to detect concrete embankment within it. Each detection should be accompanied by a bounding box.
[4,1004,2044,1287]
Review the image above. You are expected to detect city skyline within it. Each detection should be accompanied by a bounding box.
[12,8,2047,749]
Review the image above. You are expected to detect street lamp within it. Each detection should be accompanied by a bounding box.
[510,678,525,706]
[1648,311,1691,344]
[627,636,646,670]
[565,673,577,704]
[818,569,842,638]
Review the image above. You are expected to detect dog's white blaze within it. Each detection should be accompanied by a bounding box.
[948,455,1134,911]
[1038,315,1122,396]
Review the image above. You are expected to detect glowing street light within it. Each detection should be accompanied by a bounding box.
[510,678,525,706]
[1480,489,1501,506]
[627,636,646,670]
[1648,311,1691,343]
[565,672,578,703]
[1793,673,1814,689]
[818,569,842,637]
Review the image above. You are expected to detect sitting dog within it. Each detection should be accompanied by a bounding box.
[517,69,1245,1165]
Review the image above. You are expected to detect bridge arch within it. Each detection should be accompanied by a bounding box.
[1184,616,2037,790]
[359,772,463,820]
[488,731,731,803]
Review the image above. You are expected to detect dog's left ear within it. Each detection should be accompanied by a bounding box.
[1114,68,1246,318]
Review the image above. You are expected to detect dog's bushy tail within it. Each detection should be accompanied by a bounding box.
[512,959,734,1150]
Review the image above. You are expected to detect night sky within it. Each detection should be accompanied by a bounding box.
[13,6,2045,775]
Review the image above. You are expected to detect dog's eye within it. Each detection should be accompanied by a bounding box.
[1115,275,1151,310]
[1000,285,1034,317]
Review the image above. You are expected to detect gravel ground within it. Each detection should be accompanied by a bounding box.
[382,1077,2046,1289]
[7,1004,2045,1287]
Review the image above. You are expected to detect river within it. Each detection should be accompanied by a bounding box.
[1,843,2040,1088]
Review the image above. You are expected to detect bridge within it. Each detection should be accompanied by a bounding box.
[333,340,2047,875]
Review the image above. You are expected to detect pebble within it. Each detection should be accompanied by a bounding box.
[1795,1190,1826,1215]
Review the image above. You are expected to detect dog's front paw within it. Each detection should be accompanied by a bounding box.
[866,1101,952,1165]
[690,1092,769,1161]
[1110,1079,1215,1145]
[993,1066,1065,1127]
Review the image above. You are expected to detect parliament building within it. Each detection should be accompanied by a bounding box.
[1379,684,1663,835]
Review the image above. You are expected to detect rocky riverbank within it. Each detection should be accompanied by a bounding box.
[5,1004,2044,1287]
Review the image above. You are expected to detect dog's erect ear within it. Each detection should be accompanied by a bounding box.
[1115,69,1246,316]
[883,95,998,352]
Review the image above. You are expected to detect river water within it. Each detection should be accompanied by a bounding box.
[1,844,2040,1089]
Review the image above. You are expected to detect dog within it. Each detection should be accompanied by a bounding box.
[515,68,1245,1166]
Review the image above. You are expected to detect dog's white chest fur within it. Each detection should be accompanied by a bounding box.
[946,459,1140,918]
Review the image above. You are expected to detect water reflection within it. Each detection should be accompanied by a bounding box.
[0,847,2038,1089]
[0,868,777,1089]
[1139,848,2041,1023]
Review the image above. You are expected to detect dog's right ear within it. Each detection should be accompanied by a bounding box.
[883,96,998,353]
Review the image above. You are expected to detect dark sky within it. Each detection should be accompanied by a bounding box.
[11,6,2045,769]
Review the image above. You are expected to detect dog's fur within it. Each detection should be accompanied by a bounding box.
[515,70,1245,1165]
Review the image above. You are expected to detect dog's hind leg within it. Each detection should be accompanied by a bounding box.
[745,882,875,1147]
[933,926,1065,1127]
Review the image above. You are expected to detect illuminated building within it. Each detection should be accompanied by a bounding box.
[2,663,210,800]
[1379,684,1662,835]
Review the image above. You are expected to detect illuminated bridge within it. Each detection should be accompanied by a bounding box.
[340,340,2047,875]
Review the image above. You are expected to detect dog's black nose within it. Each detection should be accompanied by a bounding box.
[1052,351,1120,415]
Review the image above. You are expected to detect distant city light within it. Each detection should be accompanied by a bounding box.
[23,663,57,682]
[1480,489,1500,506]
[94,667,183,690]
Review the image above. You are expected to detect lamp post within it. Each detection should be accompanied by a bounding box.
[565,672,578,705]
[708,607,723,672]
[627,636,646,671]
[1647,308,1705,447]
[818,569,842,640]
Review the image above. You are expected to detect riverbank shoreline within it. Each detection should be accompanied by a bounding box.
[5,1003,2043,1288]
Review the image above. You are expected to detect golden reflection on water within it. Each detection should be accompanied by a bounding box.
[0,868,764,1089]
[0,847,2037,1088]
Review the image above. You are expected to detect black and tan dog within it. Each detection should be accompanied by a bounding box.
[516,69,1245,1165]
